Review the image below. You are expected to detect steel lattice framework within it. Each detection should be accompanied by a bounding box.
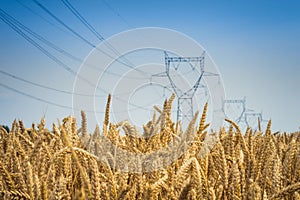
[222,97,247,123]
[222,97,269,130]
[164,51,207,123]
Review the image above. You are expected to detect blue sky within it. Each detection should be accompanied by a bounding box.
[0,0,299,132]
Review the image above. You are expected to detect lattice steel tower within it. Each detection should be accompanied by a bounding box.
[164,51,206,123]
[222,97,247,123]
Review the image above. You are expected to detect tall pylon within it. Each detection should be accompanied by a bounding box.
[164,51,206,124]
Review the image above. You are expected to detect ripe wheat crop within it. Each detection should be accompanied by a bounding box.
[0,95,299,199]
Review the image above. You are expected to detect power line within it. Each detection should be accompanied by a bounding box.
[62,0,105,41]
[0,69,106,97]
[0,82,75,110]
[97,0,147,73]
[1,5,157,112]
[30,1,158,111]
[33,0,149,76]
[2,8,83,63]
[0,9,142,80]
[16,0,146,79]
[32,0,96,48]
[16,0,138,80]
[0,9,76,77]
[100,0,132,27]
[0,9,99,89]
[60,0,146,75]
[100,0,205,105]
[0,69,135,97]
[15,0,127,77]
[0,81,157,114]
[15,0,75,38]
[16,0,145,79]
[0,9,150,112]
[16,0,140,76]
[0,82,127,113]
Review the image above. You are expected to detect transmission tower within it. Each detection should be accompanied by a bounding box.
[164,51,207,123]
[222,96,269,131]
[222,97,247,123]
[244,111,268,131]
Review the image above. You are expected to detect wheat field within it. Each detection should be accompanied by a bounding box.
[0,95,299,200]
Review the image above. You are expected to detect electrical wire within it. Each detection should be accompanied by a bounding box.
[0,69,105,97]
[0,9,152,112]
[15,0,75,38]
[0,10,74,77]
[31,1,159,110]
[3,9,83,63]
[1,3,165,113]
[61,0,148,76]
[0,82,75,110]
[15,0,152,82]
[0,9,99,90]
[17,0,143,77]
[1,9,145,80]
[33,0,149,76]
[100,0,132,27]
[0,80,158,113]
[0,80,150,113]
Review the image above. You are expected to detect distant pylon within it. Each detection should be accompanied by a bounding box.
[222,97,247,123]
[244,111,268,130]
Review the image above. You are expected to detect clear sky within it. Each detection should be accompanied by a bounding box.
[0,0,299,132]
